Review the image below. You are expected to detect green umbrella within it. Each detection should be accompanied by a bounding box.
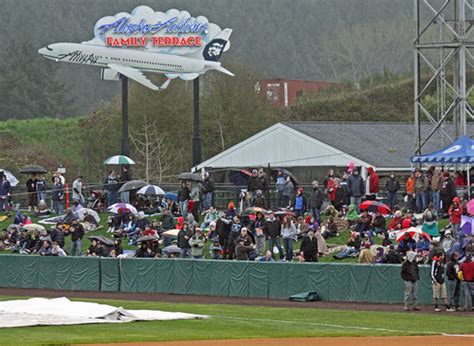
[104,155,135,165]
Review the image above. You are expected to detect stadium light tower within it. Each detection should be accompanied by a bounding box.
[414,0,474,154]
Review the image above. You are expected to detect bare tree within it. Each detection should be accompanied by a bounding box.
[130,115,176,183]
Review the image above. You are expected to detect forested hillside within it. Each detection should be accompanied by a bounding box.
[0,0,412,119]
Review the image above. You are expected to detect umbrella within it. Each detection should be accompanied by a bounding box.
[467,199,474,216]
[177,172,204,182]
[136,235,160,242]
[22,223,46,232]
[104,155,135,165]
[0,170,19,187]
[396,227,432,242]
[19,165,48,174]
[244,207,268,215]
[88,235,114,246]
[118,180,147,192]
[137,185,166,196]
[162,244,181,254]
[108,203,138,215]
[228,168,252,186]
[164,192,177,202]
[359,200,391,215]
[272,168,299,185]
[461,215,474,236]
[76,208,100,223]
[162,229,180,237]
[274,209,296,218]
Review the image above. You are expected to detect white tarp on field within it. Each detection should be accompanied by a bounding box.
[0,297,208,328]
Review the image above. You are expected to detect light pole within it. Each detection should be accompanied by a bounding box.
[192,77,201,167]
[121,75,130,157]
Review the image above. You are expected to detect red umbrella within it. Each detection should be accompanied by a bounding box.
[359,200,391,215]
[396,227,432,242]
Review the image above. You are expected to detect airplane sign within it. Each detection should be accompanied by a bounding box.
[38,28,233,91]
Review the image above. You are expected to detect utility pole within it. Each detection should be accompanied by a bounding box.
[121,75,130,156]
[193,77,201,167]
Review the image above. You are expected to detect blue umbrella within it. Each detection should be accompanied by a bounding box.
[164,192,177,202]
[461,215,474,236]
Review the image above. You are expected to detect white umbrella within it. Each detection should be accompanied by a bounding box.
[22,224,46,232]
[76,208,100,223]
[107,203,138,215]
[0,170,19,187]
[137,185,166,196]
[104,155,135,165]
[162,229,180,237]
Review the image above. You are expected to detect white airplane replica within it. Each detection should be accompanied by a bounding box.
[38,29,233,91]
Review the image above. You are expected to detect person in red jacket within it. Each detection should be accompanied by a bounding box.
[448,197,463,239]
[366,167,379,201]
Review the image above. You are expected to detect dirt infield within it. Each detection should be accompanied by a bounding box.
[0,287,469,315]
[81,336,474,346]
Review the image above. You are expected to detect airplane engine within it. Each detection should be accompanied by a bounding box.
[100,68,120,81]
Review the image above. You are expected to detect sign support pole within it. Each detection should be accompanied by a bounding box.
[121,75,130,156]
[192,77,201,167]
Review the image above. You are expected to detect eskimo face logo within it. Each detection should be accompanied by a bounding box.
[443,145,461,154]
[207,42,224,57]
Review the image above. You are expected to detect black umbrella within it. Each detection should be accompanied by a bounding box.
[177,172,204,182]
[272,168,299,185]
[136,235,160,243]
[118,179,147,192]
[19,165,48,174]
[88,235,114,246]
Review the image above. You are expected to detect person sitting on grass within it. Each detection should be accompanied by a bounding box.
[135,242,156,258]
[398,232,416,256]
[371,210,386,235]
[415,249,427,264]
[51,241,67,257]
[358,242,374,264]
[300,228,318,262]
[416,234,431,255]
[258,250,275,262]
[354,210,371,236]
[209,238,223,260]
[388,210,404,232]
[321,216,338,239]
[333,232,361,260]
[39,240,52,256]
[235,238,255,261]
[382,245,401,264]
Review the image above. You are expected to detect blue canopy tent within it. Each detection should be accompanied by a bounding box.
[411,135,474,197]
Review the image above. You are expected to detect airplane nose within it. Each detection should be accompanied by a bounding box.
[38,47,47,55]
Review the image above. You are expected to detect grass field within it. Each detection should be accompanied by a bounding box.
[0,295,473,345]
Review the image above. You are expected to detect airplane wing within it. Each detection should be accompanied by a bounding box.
[107,64,159,91]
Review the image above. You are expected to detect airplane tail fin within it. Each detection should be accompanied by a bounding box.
[185,29,232,62]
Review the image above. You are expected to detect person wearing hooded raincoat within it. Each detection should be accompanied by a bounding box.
[346,204,359,225]
[448,197,463,239]
[400,250,420,311]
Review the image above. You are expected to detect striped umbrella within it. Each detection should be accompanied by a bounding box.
[104,155,135,165]
[137,185,165,196]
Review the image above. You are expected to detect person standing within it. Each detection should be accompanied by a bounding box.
[36,175,48,203]
[366,167,379,201]
[400,250,420,311]
[275,170,286,208]
[70,219,84,256]
[406,171,416,211]
[299,228,318,262]
[310,180,323,222]
[446,252,461,311]
[431,167,443,213]
[431,252,448,312]
[51,176,64,215]
[72,176,84,206]
[282,176,294,208]
[0,173,11,213]
[460,254,474,311]
[347,168,365,208]
[414,169,428,213]
[264,211,284,260]
[189,228,206,259]
[293,188,306,218]
[190,183,203,221]
[177,223,192,258]
[26,174,38,212]
[385,173,400,210]
[281,216,297,261]
[177,182,190,218]
[202,173,214,210]
[440,172,456,214]
[448,197,463,239]
[104,170,119,207]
